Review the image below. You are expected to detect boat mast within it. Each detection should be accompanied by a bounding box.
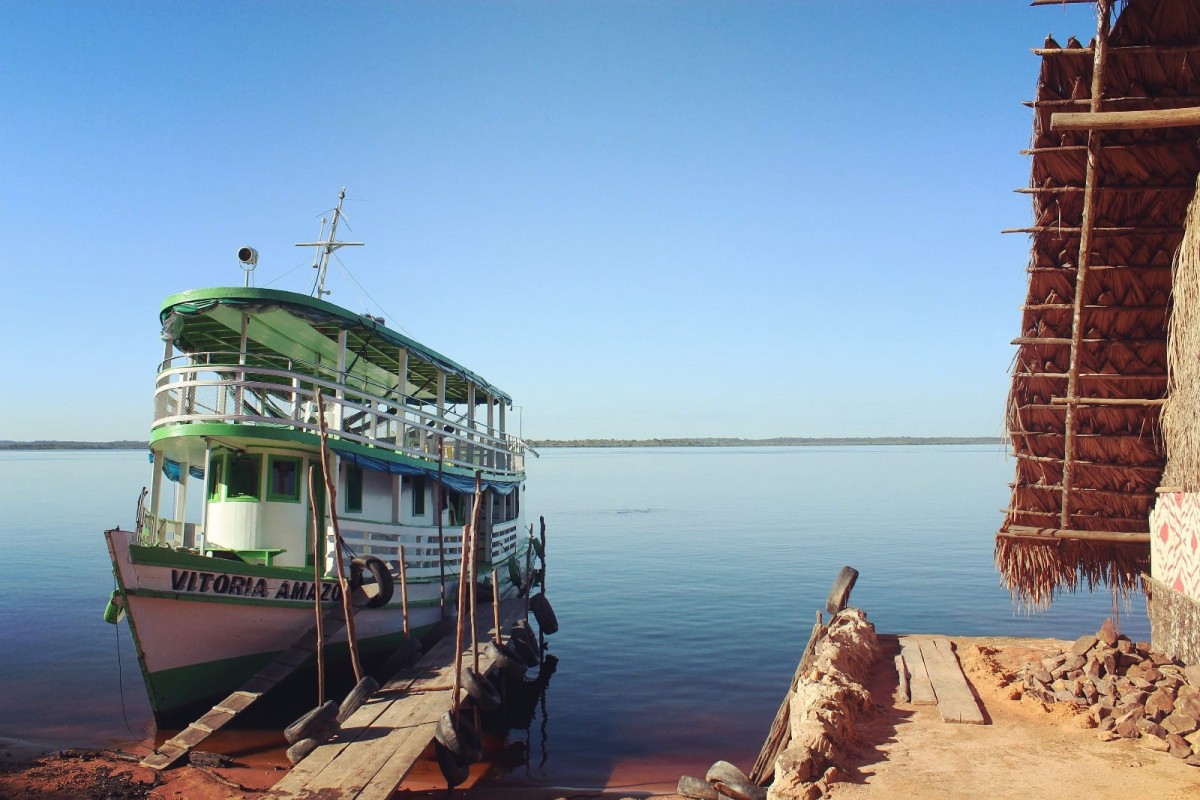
[296,187,363,299]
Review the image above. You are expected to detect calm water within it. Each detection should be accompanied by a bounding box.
[0,446,1149,789]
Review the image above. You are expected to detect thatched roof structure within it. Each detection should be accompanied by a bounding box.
[997,0,1200,607]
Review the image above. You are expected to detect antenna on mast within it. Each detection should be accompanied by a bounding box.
[295,187,363,299]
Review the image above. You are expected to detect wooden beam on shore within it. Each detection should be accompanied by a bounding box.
[1035,43,1200,57]
[1052,106,1200,131]
[1001,225,1180,235]
[750,613,826,786]
[1015,184,1195,194]
[1049,396,1166,406]
[998,525,1150,543]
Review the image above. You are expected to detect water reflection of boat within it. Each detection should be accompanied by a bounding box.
[104,190,533,723]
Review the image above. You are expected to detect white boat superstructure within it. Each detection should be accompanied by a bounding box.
[105,190,536,721]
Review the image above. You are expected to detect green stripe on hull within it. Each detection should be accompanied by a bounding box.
[144,627,428,720]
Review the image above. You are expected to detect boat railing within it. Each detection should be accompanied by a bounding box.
[152,352,525,475]
[140,510,197,549]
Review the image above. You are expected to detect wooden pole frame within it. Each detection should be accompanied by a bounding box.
[308,467,325,706]
[1052,106,1200,132]
[315,388,363,683]
[1060,0,1113,530]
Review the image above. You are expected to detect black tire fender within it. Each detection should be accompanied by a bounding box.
[337,676,380,724]
[434,710,483,764]
[434,740,470,787]
[713,779,767,800]
[529,592,559,635]
[483,663,506,694]
[509,620,540,666]
[460,665,502,712]
[824,565,859,615]
[705,761,750,786]
[286,737,322,765]
[677,775,719,800]
[350,556,395,609]
[485,639,528,680]
[284,700,339,745]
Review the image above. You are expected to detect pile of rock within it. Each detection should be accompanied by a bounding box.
[770,608,880,800]
[1016,618,1200,766]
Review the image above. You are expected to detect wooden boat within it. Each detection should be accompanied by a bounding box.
[104,190,532,723]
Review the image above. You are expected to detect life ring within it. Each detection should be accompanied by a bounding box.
[529,592,559,635]
[434,709,483,764]
[350,556,395,609]
[460,665,502,711]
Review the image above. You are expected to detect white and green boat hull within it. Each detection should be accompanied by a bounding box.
[105,528,446,722]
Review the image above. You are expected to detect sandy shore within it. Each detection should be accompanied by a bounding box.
[0,741,689,800]
[6,635,1198,799]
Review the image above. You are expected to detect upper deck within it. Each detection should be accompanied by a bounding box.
[153,287,526,479]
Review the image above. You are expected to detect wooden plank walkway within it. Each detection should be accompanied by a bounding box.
[897,636,985,725]
[897,637,936,705]
[267,597,527,800]
[141,607,356,770]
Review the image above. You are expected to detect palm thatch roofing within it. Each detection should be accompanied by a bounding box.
[996,0,1200,607]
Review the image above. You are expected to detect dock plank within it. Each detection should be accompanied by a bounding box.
[917,638,985,725]
[898,638,936,705]
[266,597,526,800]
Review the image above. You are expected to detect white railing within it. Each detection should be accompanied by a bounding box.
[152,353,525,475]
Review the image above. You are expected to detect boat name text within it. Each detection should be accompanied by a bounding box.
[169,570,344,601]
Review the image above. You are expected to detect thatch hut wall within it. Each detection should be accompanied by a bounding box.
[997,0,1200,608]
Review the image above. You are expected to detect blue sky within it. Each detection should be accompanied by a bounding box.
[0,1,1098,441]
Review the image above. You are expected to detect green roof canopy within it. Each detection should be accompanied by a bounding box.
[161,287,511,405]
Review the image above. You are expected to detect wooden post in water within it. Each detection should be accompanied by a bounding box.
[468,472,483,677]
[437,440,447,620]
[492,568,501,644]
[451,522,471,722]
[399,544,409,636]
[315,389,363,684]
[525,523,534,619]
[308,468,325,706]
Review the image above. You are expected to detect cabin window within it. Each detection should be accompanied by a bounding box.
[227,454,260,500]
[268,456,301,502]
[207,459,223,500]
[346,465,363,513]
[412,476,426,516]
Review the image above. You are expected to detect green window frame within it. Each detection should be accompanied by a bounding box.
[346,465,363,514]
[267,456,301,502]
[227,454,261,501]
[411,475,426,516]
[207,458,223,501]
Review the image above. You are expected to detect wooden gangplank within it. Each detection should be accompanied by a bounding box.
[897,636,985,724]
[141,607,356,770]
[267,597,526,800]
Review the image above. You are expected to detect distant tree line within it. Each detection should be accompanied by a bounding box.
[526,436,1003,448]
[0,440,148,450]
[0,436,1004,451]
